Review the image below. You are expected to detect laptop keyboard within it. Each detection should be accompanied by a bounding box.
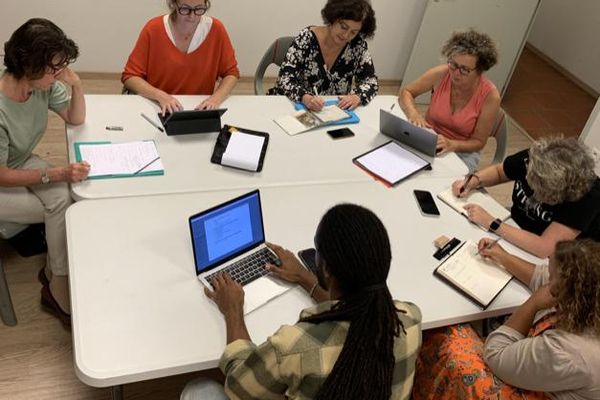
[206,247,278,287]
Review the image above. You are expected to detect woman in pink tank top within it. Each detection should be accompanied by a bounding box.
[398,29,501,171]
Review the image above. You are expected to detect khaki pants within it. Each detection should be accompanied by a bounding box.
[0,155,72,276]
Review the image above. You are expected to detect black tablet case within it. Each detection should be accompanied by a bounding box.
[159,109,227,135]
[211,125,269,172]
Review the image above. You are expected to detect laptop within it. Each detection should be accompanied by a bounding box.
[380,109,438,157]
[188,189,291,314]
[159,108,227,135]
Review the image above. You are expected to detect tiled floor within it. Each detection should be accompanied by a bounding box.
[502,47,597,140]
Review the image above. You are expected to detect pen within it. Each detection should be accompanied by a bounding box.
[105,126,123,131]
[313,86,319,97]
[460,174,474,194]
[476,238,500,256]
[133,156,160,175]
[140,113,164,132]
[390,103,396,111]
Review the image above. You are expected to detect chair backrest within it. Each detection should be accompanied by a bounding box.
[254,36,295,95]
[490,108,508,165]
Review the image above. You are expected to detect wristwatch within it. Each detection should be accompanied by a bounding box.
[489,218,502,233]
[40,169,50,184]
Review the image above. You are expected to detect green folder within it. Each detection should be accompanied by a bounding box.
[74,141,165,180]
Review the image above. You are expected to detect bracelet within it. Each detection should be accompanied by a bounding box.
[308,281,319,298]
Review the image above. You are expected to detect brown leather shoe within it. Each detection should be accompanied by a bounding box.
[41,285,71,329]
[38,266,50,286]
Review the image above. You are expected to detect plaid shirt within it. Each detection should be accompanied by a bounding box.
[219,300,422,399]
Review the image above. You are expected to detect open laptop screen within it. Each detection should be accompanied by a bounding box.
[189,190,265,274]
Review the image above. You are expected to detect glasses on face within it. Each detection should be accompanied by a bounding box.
[177,4,207,16]
[447,59,476,76]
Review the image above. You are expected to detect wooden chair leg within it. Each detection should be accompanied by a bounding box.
[0,260,17,326]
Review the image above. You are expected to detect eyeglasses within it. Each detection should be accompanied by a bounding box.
[447,59,476,75]
[177,4,207,16]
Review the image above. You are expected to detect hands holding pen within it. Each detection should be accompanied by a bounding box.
[301,87,325,111]
[477,237,506,264]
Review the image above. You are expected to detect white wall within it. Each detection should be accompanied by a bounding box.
[527,0,600,93]
[0,0,426,79]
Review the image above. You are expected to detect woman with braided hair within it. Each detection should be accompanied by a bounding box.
[181,203,422,400]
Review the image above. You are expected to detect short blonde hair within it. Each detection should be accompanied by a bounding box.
[527,137,596,205]
[554,239,600,336]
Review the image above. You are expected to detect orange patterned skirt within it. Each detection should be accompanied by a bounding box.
[412,316,556,400]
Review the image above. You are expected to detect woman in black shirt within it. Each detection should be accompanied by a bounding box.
[450,137,600,258]
[268,0,378,111]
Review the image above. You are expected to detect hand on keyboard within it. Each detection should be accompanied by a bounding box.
[204,272,245,317]
[266,242,318,288]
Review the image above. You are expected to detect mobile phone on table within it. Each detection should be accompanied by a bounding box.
[297,248,319,275]
[413,190,440,216]
[327,127,355,140]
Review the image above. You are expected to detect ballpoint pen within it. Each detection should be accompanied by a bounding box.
[140,113,164,132]
[476,238,500,256]
[313,86,319,97]
[390,103,396,111]
[459,173,474,194]
[133,156,160,175]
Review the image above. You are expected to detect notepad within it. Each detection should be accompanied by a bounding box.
[74,141,164,179]
[434,241,513,309]
[221,131,265,171]
[353,141,430,186]
[437,187,511,229]
[274,104,351,136]
[210,125,269,172]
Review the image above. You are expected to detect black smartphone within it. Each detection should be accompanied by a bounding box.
[414,190,440,216]
[297,248,319,275]
[327,127,355,140]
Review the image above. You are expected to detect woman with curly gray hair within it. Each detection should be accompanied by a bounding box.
[451,137,600,258]
[399,29,501,171]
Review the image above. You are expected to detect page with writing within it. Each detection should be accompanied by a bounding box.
[78,141,163,177]
[221,132,265,171]
[436,241,512,307]
[438,188,511,221]
[355,142,429,185]
[313,105,350,123]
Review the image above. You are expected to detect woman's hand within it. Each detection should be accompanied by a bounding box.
[56,67,82,88]
[204,273,245,317]
[60,162,90,183]
[301,94,325,111]
[337,94,360,110]
[407,112,431,129]
[528,285,558,312]
[463,203,494,229]
[451,175,479,198]
[195,95,222,110]
[436,135,457,155]
[155,91,183,116]
[477,238,507,264]
[266,242,316,286]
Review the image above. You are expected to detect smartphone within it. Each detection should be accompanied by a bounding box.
[414,190,440,216]
[327,127,355,140]
[297,248,319,275]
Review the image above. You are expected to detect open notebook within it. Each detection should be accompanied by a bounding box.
[437,187,511,229]
[274,104,351,136]
[434,241,513,309]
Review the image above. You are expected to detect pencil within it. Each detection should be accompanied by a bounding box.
[133,156,160,175]
[140,113,164,132]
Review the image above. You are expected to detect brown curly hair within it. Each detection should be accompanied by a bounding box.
[441,28,498,72]
[321,0,376,39]
[527,137,596,205]
[554,239,600,336]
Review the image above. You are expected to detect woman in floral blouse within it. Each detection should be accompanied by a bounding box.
[268,0,378,111]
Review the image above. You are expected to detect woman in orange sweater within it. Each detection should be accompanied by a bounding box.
[122,0,239,114]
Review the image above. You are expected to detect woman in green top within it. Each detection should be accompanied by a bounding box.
[0,18,90,327]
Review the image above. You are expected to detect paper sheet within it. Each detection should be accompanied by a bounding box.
[437,241,512,306]
[355,142,429,184]
[221,132,265,171]
[437,187,511,222]
[78,141,163,177]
